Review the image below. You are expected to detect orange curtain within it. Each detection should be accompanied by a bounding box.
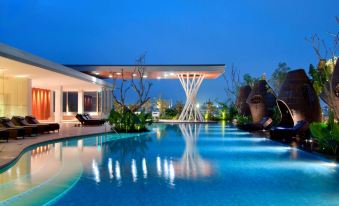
[32,88,51,120]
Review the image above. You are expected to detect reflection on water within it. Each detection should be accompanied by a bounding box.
[0,124,339,205]
[174,124,212,178]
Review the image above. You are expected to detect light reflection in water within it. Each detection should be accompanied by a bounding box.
[115,161,121,182]
[156,156,162,176]
[108,158,113,179]
[175,124,212,178]
[131,159,137,182]
[92,159,100,183]
[169,160,175,186]
[142,158,147,179]
[164,159,169,179]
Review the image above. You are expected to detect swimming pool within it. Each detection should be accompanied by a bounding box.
[1,123,339,206]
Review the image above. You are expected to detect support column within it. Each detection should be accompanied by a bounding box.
[101,88,106,114]
[178,73,204,122]
[50,90,54,119]
[78,90,84,114]
[54,86,63,123]
[27,79,32,115]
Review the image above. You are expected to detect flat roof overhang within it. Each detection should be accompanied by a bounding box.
[0,43,111,90]
[65,64,225,79]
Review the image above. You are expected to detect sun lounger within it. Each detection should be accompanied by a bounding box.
[0,120,25,139]
[76,114,105,126]
[0,129,9,142]
[270,120,309,139]
[11,116,41,135]
[25,115,60,132]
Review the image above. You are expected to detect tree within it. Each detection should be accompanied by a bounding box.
[203,99,217,120]
[174,101,184,115]
[112,54,153,112]
[223,64,241,104]
[156,97,169,115]
[243,73,258,87]
[268,62,291,94]
[306,17,339,120]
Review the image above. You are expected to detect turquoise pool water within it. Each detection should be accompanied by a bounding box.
[1,123,339,206]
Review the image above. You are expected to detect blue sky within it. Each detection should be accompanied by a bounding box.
[0,0,338,103]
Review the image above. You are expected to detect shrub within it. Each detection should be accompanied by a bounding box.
[160,108,177,119]
[310,111,339,155]
[235,115,252,126]
[227,104,238,122]
[109,108,152,133]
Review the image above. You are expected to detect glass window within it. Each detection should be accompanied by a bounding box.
[63,92,67,112]
[84,92,97,112]
[62,91,78,113]
[68,92,78,112]
[98,91,102,113]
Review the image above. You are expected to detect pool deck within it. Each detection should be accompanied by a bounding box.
[0,122,111,170]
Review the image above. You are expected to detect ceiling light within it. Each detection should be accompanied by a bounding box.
[143,75,148,78]
[170,72,175,76]
[116,72,122,75]
[109,74,113,78]
[15,75,28,78]
[132,73,137,77]
[93,72,100,75]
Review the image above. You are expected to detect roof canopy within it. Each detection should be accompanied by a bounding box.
[65,64,225,79]
[0,43,111,90]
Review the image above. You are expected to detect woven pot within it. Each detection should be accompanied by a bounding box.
[278,69,321,123]
[246,80,277,123]
[236,85,251,116]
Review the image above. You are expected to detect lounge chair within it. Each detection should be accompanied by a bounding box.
[0,120,25,139]
[270,120,309,140]
[83,113,106,124]
[25,115,60,132]
[0,129,9,142]
[76,114,105,126]
[238,116,273,131]
[1,117,37,137]
[12,116,49,134]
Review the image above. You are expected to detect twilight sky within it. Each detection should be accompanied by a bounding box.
[0,0,338,103]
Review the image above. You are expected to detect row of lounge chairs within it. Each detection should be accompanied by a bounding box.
[75,113,106,126]
[0,116,60,142]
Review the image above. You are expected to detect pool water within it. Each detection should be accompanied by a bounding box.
[1,123,339,206]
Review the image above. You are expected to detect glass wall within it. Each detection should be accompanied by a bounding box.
[0,74,30,117]
[62,91,78,113]
[84,92,98,112]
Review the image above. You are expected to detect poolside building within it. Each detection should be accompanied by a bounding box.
[0,43,113,122]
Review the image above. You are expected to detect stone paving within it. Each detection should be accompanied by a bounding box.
[0,122,111,169]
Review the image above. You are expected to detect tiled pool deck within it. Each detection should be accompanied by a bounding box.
[0,122,111,169]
